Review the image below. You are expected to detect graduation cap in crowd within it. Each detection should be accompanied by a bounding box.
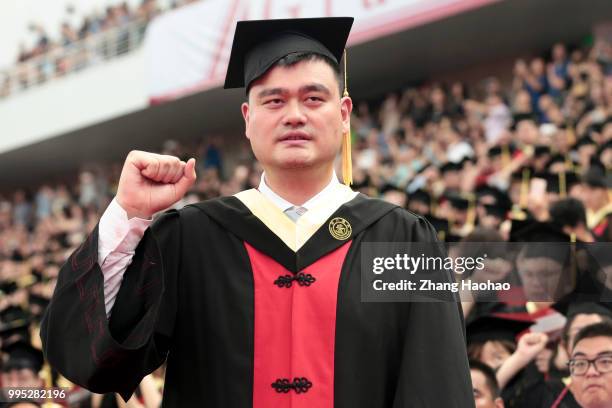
[476,186,512,219]
[224,17,354,185]
[583,166,611,189]
[597,139,612,157]
[511,221,572,243]
[407,189,431,206]
[511,112,538,130]
[1,339,44,374]
[546,154,568,169]
[425,215,451,242]
[510,221,573,268]
[534,145,552,158]
[0,305,31,343]
[439,161,463,174]
[0,280,18,296]
[467,315,533,345]
[551,267,612,319]
[28,293,50,311]
[379,183,406,196]
[0,319,31,344]
[574,136,597,150]
[543,171,580,195]
[0,305,30,324]
[443,192,471,212]
[488,145,516,158]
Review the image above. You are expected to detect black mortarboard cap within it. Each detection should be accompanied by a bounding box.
[425,215,450,241]
[551,269,612,318]
[28,293,50,310]
[224,17,354,89]
[379,183,405,196]
[467,315,533,345]
[598,139,612,156]
[0,281,18,296]
[0,319,30,343]
[584,167,611,189]
[408,189,431,206]
[488,146,502,158]
[1,339,44,373]
[444,192,470,211]
[544,171,580,194]
[534,145,551,158]
[0,305,30,323]
[574,136,596,149]
[512,221,572,264]
[439,161,463,174]
[483,203,510,219]
[511,221,571,243]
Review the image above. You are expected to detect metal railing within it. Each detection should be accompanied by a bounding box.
[0,18,151,100]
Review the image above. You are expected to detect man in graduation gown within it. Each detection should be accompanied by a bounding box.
[40,17,474,407]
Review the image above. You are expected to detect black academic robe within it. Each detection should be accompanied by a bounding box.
[40,193,474,407]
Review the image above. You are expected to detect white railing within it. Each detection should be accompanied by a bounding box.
[0,18,151,100]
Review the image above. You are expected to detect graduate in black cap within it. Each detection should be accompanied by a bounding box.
[583,167,612,241]
[1,339,44,388]
[512,222,575,302]
[41,17,473,407]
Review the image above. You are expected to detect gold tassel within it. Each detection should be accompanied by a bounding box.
[341,48,352,186]
[342,130,352,186]
[519,167,530,209]
[559,171,567,198]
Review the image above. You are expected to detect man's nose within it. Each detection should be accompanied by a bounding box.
[283,100,307,127]
[585,361,601,377]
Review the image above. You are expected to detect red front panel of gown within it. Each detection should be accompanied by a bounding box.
[245,241,351,408]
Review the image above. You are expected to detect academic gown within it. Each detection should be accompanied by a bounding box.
[40,192,474,407]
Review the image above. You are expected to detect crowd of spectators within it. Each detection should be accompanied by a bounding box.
[0,0,200,99]
[1,37,612,407]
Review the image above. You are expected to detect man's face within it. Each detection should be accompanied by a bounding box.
[471,369,504,408]
[570,336,612,408]
[241,59,351,173]
[517,257,564,301]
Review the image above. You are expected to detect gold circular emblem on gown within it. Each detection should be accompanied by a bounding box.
[329,217,352,240]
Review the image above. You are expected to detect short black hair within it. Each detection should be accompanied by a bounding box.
[550,198,587,228]
[573,321,612,350]
[246,51,343,97]
[469,359,500,398]
[562,312,612,347]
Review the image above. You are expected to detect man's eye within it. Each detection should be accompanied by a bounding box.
[573,360,588,369]
[306,96,323,102]
[599,357,612,368]
[264,99,283,105]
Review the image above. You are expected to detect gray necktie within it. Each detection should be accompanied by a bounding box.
[284,206,307,222]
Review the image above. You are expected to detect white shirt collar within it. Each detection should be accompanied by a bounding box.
[258,170,342,212]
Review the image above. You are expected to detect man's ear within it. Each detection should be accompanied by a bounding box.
[494,397,505,408]
[241,102,250,140]
[340,96,353,134]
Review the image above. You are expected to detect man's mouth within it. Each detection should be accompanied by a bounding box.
[584,384,603,392]
[278,132,312,142]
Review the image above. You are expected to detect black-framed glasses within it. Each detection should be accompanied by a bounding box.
[568,354,612,376]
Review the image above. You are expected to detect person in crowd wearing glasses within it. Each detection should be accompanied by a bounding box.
[568,322,612,408]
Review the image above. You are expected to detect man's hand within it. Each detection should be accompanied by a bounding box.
[116,150,197,219]
[516,332,549,363]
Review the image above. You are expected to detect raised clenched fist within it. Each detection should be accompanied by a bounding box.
[116,150,197,219]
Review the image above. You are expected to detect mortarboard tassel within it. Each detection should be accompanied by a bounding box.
[341,48,352,186]
[559,171,567,198]
[502,144,511,169]
[519,168,530,209]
